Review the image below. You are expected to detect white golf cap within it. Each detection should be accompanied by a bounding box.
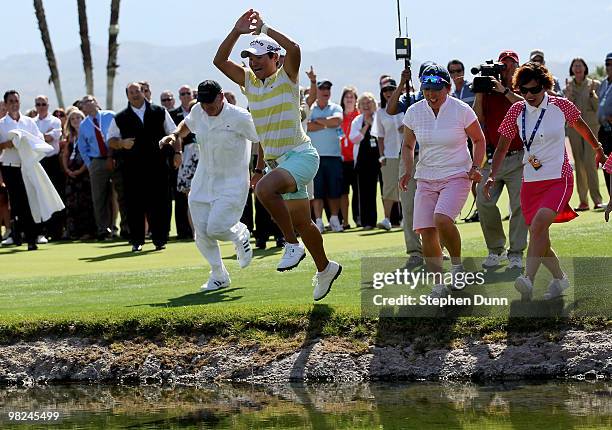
[240,36,282,58]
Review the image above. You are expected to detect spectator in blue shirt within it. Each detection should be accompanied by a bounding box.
[448,59,475,106]
[76,95,116,240]
[306,78,344,233]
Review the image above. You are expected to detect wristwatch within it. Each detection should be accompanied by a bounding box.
[503,87,510,96]
[254,168,264,174]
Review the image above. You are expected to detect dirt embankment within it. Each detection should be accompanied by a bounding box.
[1,330,610,385]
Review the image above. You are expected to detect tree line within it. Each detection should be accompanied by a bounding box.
[33,0,121,110]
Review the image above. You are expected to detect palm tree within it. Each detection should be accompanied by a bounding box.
[77,0,94,95]
[106,0,121,110]
[33,0,64,107]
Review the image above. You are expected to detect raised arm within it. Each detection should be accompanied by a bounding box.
[213,10,256,87]
[251,11,301,82]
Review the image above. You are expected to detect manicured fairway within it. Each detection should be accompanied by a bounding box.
[1,180,610,339]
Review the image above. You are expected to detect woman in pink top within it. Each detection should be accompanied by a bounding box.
[486,62,606,300]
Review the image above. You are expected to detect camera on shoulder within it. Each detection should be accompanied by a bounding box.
[470,60,506,93]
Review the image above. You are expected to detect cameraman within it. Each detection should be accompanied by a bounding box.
[473,50,527,270]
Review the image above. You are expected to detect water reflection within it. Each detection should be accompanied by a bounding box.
[0,381,610,429]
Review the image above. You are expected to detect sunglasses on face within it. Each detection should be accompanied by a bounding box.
[606,62,612,67]
[161,98,173,102]
[519,84,543,95]
[35,103,48,107]
[54,113,65,118]
[421,75,448,85]
[179,92,191,96]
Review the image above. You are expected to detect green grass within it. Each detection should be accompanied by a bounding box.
[1,175,611,343]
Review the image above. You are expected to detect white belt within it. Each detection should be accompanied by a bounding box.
[265,142,311,170]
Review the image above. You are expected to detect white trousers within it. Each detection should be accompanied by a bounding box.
[189,198,246,279]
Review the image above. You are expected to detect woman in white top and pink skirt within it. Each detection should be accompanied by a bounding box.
[400,65,486,298]
[485,62,607,300]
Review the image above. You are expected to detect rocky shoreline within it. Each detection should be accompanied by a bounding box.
[1,330,610,386]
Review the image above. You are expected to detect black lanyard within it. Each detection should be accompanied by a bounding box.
[521,105,546,152]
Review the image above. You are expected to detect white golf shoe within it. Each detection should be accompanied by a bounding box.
[277,242,306,272]
[312,261,342,301]
[514,275,533,301]
[234,228,253,269]
[201,273,231,291]
[543,275,570,300]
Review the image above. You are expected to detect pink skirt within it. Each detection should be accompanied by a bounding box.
[520,176,578,226]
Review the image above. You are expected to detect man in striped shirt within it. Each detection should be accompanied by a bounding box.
[214,9,341,301]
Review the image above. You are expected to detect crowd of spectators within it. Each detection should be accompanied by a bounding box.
[1,49,611,260]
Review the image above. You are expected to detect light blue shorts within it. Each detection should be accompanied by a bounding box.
[269,143,320,200]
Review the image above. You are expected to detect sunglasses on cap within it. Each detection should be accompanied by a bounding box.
[420,75,448,85]
[519,84,544,95]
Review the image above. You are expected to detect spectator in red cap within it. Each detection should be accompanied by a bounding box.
[473,50,528,271]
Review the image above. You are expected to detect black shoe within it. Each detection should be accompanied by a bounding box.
[275,237,285,248]
[255,238,267,250]
[131,244,143,252]
[464,210,479,223]
[27,243,38,251]
[154,244,166,251]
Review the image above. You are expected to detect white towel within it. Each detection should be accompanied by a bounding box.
[8,129,65,222]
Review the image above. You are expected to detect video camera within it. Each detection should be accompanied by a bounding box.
[470,60,506,93]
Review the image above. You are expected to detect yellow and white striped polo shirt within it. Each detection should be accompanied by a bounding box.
[243,66,310,160]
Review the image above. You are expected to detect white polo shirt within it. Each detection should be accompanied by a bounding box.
[0,113,44,166]
[402,96,478,180]
[498,94,580,182]
[185,102,259,203]
[373,107,403,158]
[35,114,62,156]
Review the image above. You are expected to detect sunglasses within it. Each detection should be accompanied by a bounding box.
[161,98,173,102]
[519,84,543,95]
[35,103,48,107]
[421,75,448,85]
[606,62,612,67]
[54,112,66,118]
[179,92,191,96]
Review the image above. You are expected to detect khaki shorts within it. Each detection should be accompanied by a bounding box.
[381,158,400,201]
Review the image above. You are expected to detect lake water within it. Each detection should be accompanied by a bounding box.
[1,381,610,429]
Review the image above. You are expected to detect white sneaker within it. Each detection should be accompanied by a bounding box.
[543,275,570,300]
[313,261,342,301]
[429,284,450,299]
[514,275,533,301]
[329,216,344,232]
[201,273,231,291]
[315,218,324,233]
[1,228,11,241]
[2,236,15,246]
[482,250,508,268]
[277,242,306,272]
[36,235,48,244]
[234,228,252,269]
[507,254,523,269]
[376,218,392,231]
[449,264,466,291]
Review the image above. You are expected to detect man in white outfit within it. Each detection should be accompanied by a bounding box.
[160,80,257,291]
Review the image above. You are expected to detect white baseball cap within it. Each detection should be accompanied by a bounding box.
[240,36,282,58]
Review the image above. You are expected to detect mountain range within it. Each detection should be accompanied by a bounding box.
[0,41,587,111]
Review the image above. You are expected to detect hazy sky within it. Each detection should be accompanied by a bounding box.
[4,0,611,69]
